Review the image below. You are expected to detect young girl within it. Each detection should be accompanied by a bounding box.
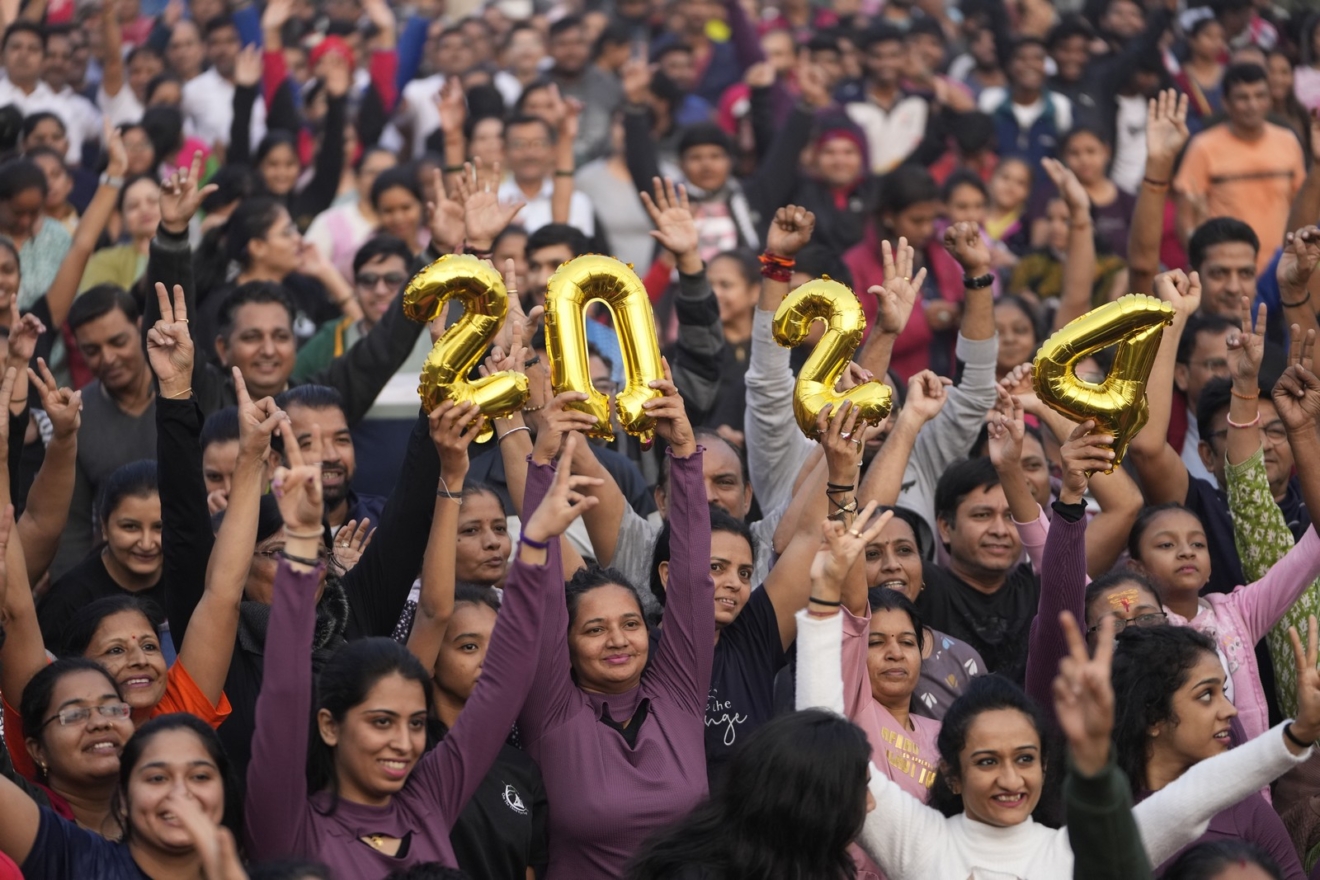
[79,176,161,294]
[1060,127,1135,259]
[993,295,1041,381]
[1174,16,1228,127]
[244,422,597,876]
[1009,196,1128,308]
[370,167,430,257]
[984,157,1032,258]
[1111,626,1305,877]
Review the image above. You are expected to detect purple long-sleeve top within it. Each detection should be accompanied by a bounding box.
[243,555,550,877]
[519,448,714,880]
[1024,505,1088,724]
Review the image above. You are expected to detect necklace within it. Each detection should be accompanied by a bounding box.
[365,835,388,850]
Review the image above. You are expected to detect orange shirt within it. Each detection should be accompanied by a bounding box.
[3,661,230,780]
[1174,122,1305,272]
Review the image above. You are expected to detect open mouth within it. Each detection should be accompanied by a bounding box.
[122,676,154,690]
[991,792,1028,807]
[378,758,409,779]
[876,579,906,591]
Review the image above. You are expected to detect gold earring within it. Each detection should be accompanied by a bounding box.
[38,761,47,775]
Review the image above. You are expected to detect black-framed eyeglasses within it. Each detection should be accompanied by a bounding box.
[40,702,132,729]
[1087,611,1167,636]
[355,272,407,290]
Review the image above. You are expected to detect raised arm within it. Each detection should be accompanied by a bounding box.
[179,369,284,707]
[1128,91,1189,296]
[244,422,325,861]
[1128,270,1198,505]
[45,126,127,330]
[856,239,925,380]
[987,387,1042,527]
[0,504,42,870]
[1041,158,1097,330]
[1274,227,1320,344]
[621,59,662,197]
[406,400,482,673]
[419,432,599,822]
[228,47,261,168]
[14,351,81,584]
[291,54,349,224]
[98,0,126,101]
[857,371,948,507]
[549,90,579,225]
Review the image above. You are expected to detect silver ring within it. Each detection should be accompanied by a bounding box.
[839,431,852,440]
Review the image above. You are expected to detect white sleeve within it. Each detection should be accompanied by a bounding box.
[1135,723,1311,865]
[794,608,845,713]
[744,309,814,515]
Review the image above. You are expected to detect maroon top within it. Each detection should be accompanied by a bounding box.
[243,553,551,878]
[519,449,715,879]
[1023,504,1087,723]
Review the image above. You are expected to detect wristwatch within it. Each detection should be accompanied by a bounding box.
[963,272,994,289]
[99,173,124,188]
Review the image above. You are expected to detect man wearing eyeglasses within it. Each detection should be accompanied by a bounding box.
[294,234,419,380]
[1172,312,1238,487]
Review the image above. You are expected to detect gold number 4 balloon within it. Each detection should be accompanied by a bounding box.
[1033,293,1175,471]
[402,253,530,440]
[771,277,892,438]
[544,254,666,446]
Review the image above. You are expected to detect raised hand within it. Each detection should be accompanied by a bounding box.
[1287,615,1320,747]
[321,50,351,98]
[159,150,219,234]
[260,0,294,35]
[765,205,816,258]
[146,282,194,399]
[1053,611,1116,776]
[643,358,696,457]
[436,77,467,136]
[489,258,540,362]
[457,158,524,250]
[165,793,250,880]
[530,390,600,465]
[903,369,951,423]
[986,384,1026,471]
[428,398,484,479]
[234,44,262,88]
[1226,296,1267,386]
[521,432,603,542]
[1145,89,1190,175]
[621,56,653,105]
[7,312,45,366]
[1273,327,1320,434]
[103,119,128,179]
[809,503,893,602]
[233,367,286,461]
[1058,420,1115,502]
[872,237,927,335]
[425,167,465,254]
[1152,268,1202,317]
[640,177,699,271]
[943,221,992,277]
[1277,226,1320,296]
[817,400,863,480]
[28,358,81,442]
[272,420,324,533]
[1041,157,1090,218]
[797,60,832,109]
[332,518,374,574]
[361,0,396,40]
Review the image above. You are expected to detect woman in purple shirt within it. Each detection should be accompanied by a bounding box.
[518,376,715,879]
[1111,626,1306,879]
[243,422,601,878]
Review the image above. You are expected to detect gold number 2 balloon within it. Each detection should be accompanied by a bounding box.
[771,278,892,438]
[402,253,530,440]
[543,254,665,445]
[1033,293,1175,471]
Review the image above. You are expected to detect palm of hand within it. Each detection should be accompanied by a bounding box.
[1148,122,1185,162]
[466,193,507,241]
[432,200,465,249]
[148,328,192,380]
[878,282,917,333]
[655,210,697,254]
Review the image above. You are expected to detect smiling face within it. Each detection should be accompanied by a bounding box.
[27,669,132,788]
[285,403,355,512]
[948,708,1043,827]
[375,186,423,248]
[432,601,497,705]
[258,141,301,196]
[124,728,226,853]
[121,178,162,240]
[938,484,1022,583]
[866,515,924,600]
[1132,508,1210,600]
[661,528,754,629]
[1148,652,1237,777]
[994,300,1037,377]
[567,584,649,694]
[83,610,168,710]
[815,136,864,189]
[216,302,296,400]
[707,255,759,330]
[454,491,510,586]
[1062,129,1109,187]
[319,672,428,805]
[867,608,921,708]
[945,181,987,227]
[73,306,147,396]
[102,493,164,582]
[989,160,1031,215]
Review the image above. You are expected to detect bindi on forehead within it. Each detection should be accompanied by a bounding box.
[1106,588,1139,613]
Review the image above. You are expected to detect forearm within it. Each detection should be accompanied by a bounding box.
[855,329,896,381]
[1287,167,1320,236]
[996,462,1041,524]
[1130,313,1185,459]
[960,282,995,341]
[15,433,76,584]
[550,137,574,224]
[47,181,121,328]
[673,266,722,418]
[1084,467,1142,578]
[572,441,627,566]
[1054,213,1096,330]
[407,493,460,672]
[1066,755,1153,880]
[1128,175,1173,296]
[493,414,533,515]
[858,412,921,506]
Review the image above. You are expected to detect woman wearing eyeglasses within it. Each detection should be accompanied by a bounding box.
[1111,626,1307,879]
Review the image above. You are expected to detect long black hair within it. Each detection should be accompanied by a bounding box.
[626,709,869,880]
[95,459,158,528]
[929,675,1060,825]
[649,504,755,609]
[60,594,165,658]
[308,637,434,811]
[1163,840,1284,880]
[1110,625,1219,795]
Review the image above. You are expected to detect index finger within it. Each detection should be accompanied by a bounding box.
[173,284,188,324]
[155,282,174,324]
[231,366,251,407]
[277,420,304,468]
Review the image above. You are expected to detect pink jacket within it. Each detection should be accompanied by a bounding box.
[841,607,941,880]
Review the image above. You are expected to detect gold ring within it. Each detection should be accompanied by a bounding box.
[848,529,861,537]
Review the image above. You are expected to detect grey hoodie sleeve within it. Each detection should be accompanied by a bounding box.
[672,266,724,423]
[744,308,815,516]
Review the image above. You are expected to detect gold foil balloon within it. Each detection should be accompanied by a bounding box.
[1033,293,1175,471]
[771,278,892,438]
[402,253,530,440]
[543,254,665,445]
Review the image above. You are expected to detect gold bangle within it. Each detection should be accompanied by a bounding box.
[164,388,192,400]
[1230,387,1259,400]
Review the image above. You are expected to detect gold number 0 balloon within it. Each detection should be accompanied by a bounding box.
[402,253,530,440]
[543,254,665,445]
[771,278,892,438]
[1033,293,1175,472]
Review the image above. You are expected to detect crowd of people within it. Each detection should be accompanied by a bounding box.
[0,0,1315,877]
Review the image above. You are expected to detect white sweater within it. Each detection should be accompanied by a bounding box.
[794,609,1310,880]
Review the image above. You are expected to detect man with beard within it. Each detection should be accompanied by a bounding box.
[53,285,158,578]
[978,36,1073,175]
[275,384,385,533]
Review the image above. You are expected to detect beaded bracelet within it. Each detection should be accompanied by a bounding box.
[759,251,794,282]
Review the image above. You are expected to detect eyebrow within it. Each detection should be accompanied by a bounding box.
[140,760,217,771]
[582,614,641,626]
[1149,529,1207,541]
[56,694,118,711]
[1194,677,1224,690]
[970,745,1038,758]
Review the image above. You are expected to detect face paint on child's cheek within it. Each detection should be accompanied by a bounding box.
[1106,588,1139,614]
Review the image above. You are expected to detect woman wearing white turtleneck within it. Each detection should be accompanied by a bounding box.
[795,508,1320,880]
